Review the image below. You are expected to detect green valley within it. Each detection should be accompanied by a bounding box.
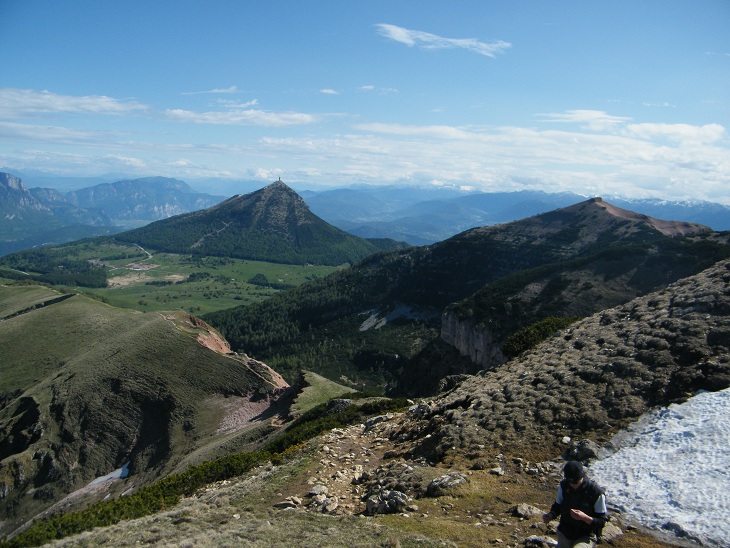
[0,241,343,315]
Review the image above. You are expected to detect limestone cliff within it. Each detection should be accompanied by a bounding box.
[440,310,506,370]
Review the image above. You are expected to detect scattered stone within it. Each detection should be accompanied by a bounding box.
[322,497,339,513]
[307,484,328,497]
[511,504,543,519]
[364,414,393,430]
[426,472,469,496]
[566,439,600,461]
[408,403,432,419]
[489,466,505,476]
[364,489,411,515]
[523,535,557,547]
[600,521,623,542]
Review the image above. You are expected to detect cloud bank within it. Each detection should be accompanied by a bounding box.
[0,88,147,118]
[0,87,727,205]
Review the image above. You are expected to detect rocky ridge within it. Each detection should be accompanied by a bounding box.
[402,259,730,464]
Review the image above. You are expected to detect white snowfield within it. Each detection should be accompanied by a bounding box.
[590,387,730,547]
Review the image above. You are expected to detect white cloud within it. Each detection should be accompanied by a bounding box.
[375,23,511,58]
[164,108,319,126]
[0,121,112,144]
[320,88,340,95]
[624,123,725,144]
[538,110,632,131]
[254,114,730,203]
[358,84,398,94]
[103,154,147,168]
[217,98,259,108]
[353,122,474,140]
[0,88,147,118]
[182,86,239,95]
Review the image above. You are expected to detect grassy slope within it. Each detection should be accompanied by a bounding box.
[0,284,284,536]
[290,371,357,416]
[0,285,65,318]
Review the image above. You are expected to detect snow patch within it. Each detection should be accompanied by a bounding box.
[590,388,730,547]
[88,462,130,486]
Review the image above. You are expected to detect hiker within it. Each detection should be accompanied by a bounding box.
[542,461,608,548]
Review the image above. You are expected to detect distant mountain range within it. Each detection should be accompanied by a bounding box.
[3,171,729,254]
[0,173,223,255]
[301,185,730,244]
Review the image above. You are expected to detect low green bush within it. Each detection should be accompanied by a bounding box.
[502,316,580,358]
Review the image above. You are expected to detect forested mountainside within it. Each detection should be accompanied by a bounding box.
[113,181,392,266]
[0,181,406,291]
[204,198,730,393]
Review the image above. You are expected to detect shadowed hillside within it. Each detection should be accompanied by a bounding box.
[394,258,730,463]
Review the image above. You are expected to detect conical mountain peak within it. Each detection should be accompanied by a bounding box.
[116,180,379,265]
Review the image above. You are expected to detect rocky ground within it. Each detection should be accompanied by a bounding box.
[47,411,677,548]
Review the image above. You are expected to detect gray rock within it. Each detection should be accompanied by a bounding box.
[512,503,544,519]
[408,403,432,419]
[364,414,393,430]
[523,535,557,547]
[600,522,623,542]
[426,472,468,496]
[307,484,328,497]
[566,439,600,461]
[365,490,411,515]
[322,497,339,513]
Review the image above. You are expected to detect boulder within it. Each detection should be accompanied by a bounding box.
[511,503,544,519]
[426,472,468,496]
[364,490,411,515]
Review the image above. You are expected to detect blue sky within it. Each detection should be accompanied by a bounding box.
[1,1,729,203]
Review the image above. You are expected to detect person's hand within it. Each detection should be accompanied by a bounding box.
[570,509,592,524]
[542,512,554,524]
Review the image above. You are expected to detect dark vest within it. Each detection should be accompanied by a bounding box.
[558,477,606,540]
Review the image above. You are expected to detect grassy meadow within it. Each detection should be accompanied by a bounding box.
[1,241,343,315]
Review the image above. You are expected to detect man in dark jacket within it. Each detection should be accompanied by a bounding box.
[543,461,608,548]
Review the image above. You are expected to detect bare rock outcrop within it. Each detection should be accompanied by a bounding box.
[440,310,506,369]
